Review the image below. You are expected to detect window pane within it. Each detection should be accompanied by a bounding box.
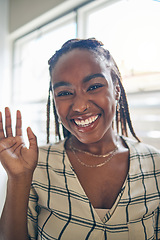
[13,14,76,146]
[84,0,160,147]
[86,0,160,88]
[13,15,76,103]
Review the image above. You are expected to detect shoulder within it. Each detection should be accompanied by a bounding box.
[121,136,160,156]
[121,136,160,166]
[32,139,67,183]
[38,139,67,164]
[39,139,66,154]
[121,136,160,171]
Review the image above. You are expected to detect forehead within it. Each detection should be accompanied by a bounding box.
[51,49,108,79]
[55,49,99,67]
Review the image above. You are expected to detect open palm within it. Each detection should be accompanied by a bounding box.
[0,108,38,178]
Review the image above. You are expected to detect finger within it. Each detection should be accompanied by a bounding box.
[16,110,22,136]
[5,107,13,137]
[0,112,5,140]
[27,127,38,151]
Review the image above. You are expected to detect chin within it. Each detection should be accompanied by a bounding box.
[74,132,104,145]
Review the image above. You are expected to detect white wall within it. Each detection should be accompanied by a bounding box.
[0,0,10,108]
[9,0,66,33]
[0,0,9,216]
[9,0,90,39]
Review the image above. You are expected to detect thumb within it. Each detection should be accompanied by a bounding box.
[27,127,38,151]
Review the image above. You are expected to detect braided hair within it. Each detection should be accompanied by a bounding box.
[47,38,140,143]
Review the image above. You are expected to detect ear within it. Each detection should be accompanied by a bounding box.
[115,84,121,101]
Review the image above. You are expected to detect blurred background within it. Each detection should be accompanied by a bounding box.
[0,0,160,213]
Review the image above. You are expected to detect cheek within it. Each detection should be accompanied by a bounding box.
[102,94,116,116]
[53,97,62,118]
[54,99,69,121]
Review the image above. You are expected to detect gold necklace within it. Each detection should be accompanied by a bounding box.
[70,137,118,157]
[69,138,119,168]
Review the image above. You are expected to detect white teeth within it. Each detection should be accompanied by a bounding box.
[74,115,98,127]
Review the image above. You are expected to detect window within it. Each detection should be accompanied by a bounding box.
[78,0,160,148]
[13,13,76,146]
[12,0,160,148]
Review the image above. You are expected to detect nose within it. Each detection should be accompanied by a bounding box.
[72,95,88,113]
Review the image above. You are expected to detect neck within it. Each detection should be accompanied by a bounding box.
[70,131,118,156]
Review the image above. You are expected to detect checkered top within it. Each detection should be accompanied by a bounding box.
[28,136,160,240]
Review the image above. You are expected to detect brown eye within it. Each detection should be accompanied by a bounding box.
[87,83,104,92]
[57,91,73,97]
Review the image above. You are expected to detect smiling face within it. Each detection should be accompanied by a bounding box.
[51,49,120,144]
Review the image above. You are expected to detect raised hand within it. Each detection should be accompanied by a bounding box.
[0,107,38,179]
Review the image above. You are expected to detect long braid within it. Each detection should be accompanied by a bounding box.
[118,78,140,142]
[111,57,140,142]
[52,98,61,141]
[46,82,52,144]
[119,96,127,137]
[47,38,140,142]
[116,104,120,134]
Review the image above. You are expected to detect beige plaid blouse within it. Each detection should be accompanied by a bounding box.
[27,136,160,240]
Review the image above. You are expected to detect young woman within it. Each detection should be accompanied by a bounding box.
[0,38,160,240]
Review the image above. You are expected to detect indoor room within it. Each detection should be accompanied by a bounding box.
[0,0,160,238]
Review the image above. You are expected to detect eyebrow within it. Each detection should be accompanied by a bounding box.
[53,73,105,89]
[53,81,71,90]
[83,73,106,83]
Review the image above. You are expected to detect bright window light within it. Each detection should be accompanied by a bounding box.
[85,0,160,92]
[13,14,76,146]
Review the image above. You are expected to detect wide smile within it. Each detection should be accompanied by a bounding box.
[74,115,98,127]
[71,114,100,132]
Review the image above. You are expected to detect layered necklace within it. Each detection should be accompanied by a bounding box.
[69,137,119,168]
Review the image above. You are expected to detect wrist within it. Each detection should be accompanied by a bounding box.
[7,170,33,182]
[7,174,33,191]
